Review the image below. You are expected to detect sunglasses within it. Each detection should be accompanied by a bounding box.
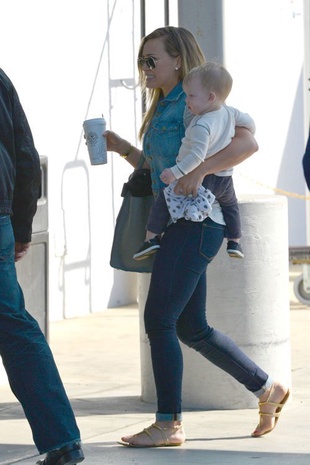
[138,56,170,70]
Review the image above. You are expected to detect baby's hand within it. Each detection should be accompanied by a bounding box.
[160,168,176,185]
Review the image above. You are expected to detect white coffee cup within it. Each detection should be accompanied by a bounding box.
[83,117,107,165]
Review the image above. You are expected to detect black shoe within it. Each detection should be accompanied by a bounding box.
[133,236,161,260]
[36,441,84,465]
[227,240,244,259]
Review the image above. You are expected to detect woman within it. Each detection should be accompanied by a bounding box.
[105,26,289,447]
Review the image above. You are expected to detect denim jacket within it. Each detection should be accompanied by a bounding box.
[0,68,41,243]
[143,81,187,196]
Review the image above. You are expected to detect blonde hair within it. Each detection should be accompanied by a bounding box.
[183,62,233,101]
[138,26,205,139]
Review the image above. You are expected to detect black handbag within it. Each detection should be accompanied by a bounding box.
[110,155,155,273]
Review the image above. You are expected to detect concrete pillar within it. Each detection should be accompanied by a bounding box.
[178,0,224,62]
[138,195,291,409]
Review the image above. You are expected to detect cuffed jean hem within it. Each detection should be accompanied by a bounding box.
[156,413,183,422]
[43,439,82,455]
[253,376,273,398]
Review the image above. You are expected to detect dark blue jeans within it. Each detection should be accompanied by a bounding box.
[0,215,81,453]
[144,217,270,421]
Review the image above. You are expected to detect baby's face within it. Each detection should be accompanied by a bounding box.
[183,77,213,115]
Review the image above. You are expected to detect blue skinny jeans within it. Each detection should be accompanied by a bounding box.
[144,217,271,422]
[0,215,81,453]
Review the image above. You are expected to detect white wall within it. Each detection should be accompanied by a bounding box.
[1,0,140,319]
[0,0,307,322]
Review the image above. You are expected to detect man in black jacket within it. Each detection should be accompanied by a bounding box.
[0,68,84,465]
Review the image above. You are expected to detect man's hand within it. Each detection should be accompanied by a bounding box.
[160,168,176,185]
[15,242,31,262]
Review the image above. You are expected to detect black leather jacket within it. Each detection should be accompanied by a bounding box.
[0,68,41,243]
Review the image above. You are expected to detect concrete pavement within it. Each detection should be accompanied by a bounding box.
[0,265,309,465]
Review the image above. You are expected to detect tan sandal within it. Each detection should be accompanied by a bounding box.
[251,385,290,437]
[118,423,185,448]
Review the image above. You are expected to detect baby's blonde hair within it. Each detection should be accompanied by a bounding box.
[183,62,233,101]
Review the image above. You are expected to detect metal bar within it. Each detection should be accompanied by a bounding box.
[164,0,169,25]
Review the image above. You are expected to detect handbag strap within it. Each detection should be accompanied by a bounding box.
[137,153,145,169]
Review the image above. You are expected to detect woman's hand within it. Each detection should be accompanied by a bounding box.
[104,130,129,154]
[174,170,204,197]
[104,130,144,169]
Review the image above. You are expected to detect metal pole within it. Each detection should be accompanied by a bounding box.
[164,0,169,25]
[140,0,145,38]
